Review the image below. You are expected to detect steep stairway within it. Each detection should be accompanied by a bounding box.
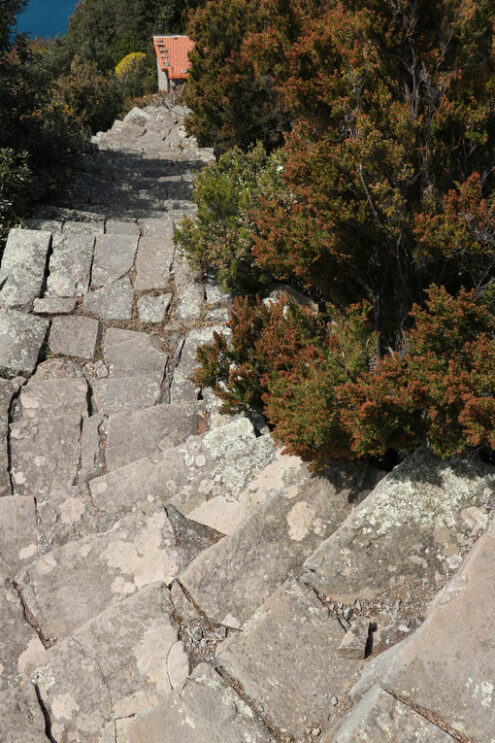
[1,103,494,743]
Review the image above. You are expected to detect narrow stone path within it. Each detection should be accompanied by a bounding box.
[0,104,494,743]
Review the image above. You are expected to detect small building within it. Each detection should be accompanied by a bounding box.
[153,35,194,93]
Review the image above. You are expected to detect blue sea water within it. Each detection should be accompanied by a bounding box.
[15,0,79,39]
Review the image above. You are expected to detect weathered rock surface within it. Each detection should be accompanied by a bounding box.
[0,308,48,377]
[104,401,204,471]
[217,579,362,738]
[347,516,495,742]
[46,233,95,296]
[0,496,38,571]
[303,451,495,625]
[106,218,140,236]
[328,685,456,742]
[0,228,51,311]
[1,685,46,742]
[121,662,274,743]
[137,292,171,323]
[26,583,188,743]
[33,296,77,314]
[91,234,138,287]
[15,503,221,641]
[11,413,82,496]
[36,484,98,550]
[49,315,99,360]
[16,376,88,419]
[83,277,134,320]
[91,372,163,414]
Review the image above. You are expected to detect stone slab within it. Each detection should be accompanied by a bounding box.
[83,277,133,320]
[46,233,95,296]
[137,293,171,323]
[329,685,456,742]
[25,217,62,232]
[174,282,204,324]
[303,451,495,622]
[91,234,138,287]
[103,327,168,377]
[0,496,38,572]
[217,579,363,739]
[27,583,186,743]
[33,296,77,314]
[0,228,51,311]
[36,484,98,550]
[63,219,104,235]
[349,517,495,742]
[104,401,204,471]
[180,466,369,628]
[10,413,82,496]
[106,219,140,236]
[49,315,99,360]
[91,372,163,415]
[120,662,274,743]
[17,376,88,419]
[15,503,221,641]
[135,236,174,290]
[0,308,48,377]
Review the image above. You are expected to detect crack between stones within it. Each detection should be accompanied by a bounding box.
[6,379,26,494]
[13,574,55,649]
[33,681,59,743]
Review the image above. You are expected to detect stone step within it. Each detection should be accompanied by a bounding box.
[83,276,134,320]
[0,228,51,311]
[23,582,189,743]
[48,314,99,361]
[135,235,174,290]
[302,451,495,649]
[91,233,139,287]
[120,662,274,743]
[103,400,205,471]
[89,418,275,531]
[102,326,168,378]
[216,578,363,739]
[46,231,95,296]
[178,463,379,630]
[345,514,495,743]
[14,502,222,643]
[0,308,49,378]
[170,325,228,403]
[90,371,164,415]
[15,375,89,420]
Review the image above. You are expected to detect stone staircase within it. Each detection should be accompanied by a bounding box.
[1,103,494,743]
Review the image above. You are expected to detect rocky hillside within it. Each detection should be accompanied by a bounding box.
[0,104,494,743]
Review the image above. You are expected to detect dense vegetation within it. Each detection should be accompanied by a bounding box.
[180,0,495,466]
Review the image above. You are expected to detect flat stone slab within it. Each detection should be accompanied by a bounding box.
[0,377,24,495]
[46,233,95,296]
[15,503,221,641]
[0,228,51,311]
[135,236,174,290]
[36,484,98,550]
[180,465,371,628]
[33,296,77,314]
[91,372,163,415]
[349,517,495,742]
[106,219,140,236]
[0,308,48,377]
[49,315,99,360]
[10,413,82,496]
[17,376,89,419]
[103,327,168,377]
[104,401,204,471]
[26,583,187,743]
[89,418,275,530]
[171,326,227,403]
[329,685,456,742]
[217,579,363,738]
[121,662,274,743]
[303,451,495,623]
[91,234,138,287]
[137,293,171,323]
[83,277,133,320]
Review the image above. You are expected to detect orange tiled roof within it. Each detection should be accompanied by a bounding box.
[153,35,194,81]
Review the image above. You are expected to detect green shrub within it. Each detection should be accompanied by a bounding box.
[175,143,285,295]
